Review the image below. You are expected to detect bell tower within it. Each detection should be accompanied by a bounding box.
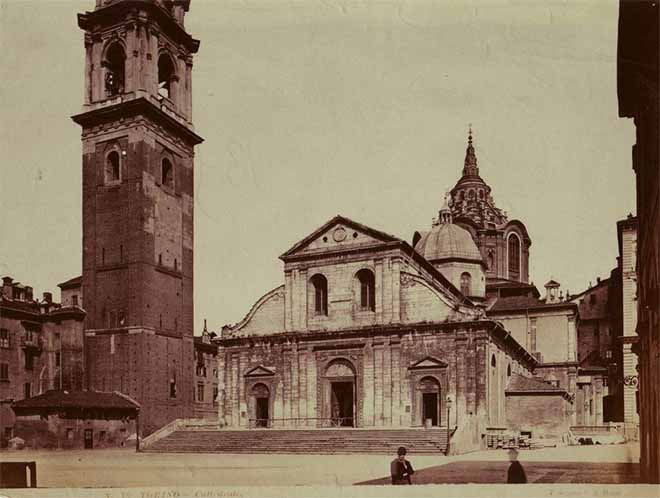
[72,0,203,435]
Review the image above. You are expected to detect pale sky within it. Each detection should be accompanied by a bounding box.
[0,0,636,333]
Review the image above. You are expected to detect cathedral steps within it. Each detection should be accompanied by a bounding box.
[144,428,450,454]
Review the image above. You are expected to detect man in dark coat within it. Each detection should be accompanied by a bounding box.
[507,448,527,483]
[391,446,415,484]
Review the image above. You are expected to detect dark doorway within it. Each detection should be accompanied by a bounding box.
[331,381,354,427]
[256,397,269,428]
[423,392,439,426]
[84,429,93,449]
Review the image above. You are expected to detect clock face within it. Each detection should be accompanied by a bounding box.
[332,227,347,242]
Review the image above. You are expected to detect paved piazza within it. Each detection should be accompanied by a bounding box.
[1,443,656,498]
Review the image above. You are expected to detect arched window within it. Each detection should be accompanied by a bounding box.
[105,150,120,183]
[507,364,512,377]
[508,233,521,274]
[310,274,328,316]
[356,269,375,311]
[161,158,174,188]
[104,42,125,96]
[158,53,176,100]
[460,272,471,296]
[491,354,496,368]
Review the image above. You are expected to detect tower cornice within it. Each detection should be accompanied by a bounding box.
[78,0,200,54]
[71,95,203,146]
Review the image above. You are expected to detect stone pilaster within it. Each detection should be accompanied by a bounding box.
[238,350,248,427]
[298,348,307,426]
[391,259,401,323]
[362,339,374,426]
[401,333,413,427]
[374,258,384,324]
[291,342,299,422]
[217,345,226,425]
[383,340,392,425]
[391,341,401,426]
[284,270,293,331]
[373,342,384,426]
[282,347,291,423]
[306,347,317,427]
[475,335,488,420]
[230,353,238,427]
[455,333,468,422]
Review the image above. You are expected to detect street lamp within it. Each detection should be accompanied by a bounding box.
[446,395,452,430]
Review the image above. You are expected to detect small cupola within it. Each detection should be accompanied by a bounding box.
[544,279,561,303]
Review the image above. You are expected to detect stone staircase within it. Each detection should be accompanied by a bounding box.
[144,428,450,455]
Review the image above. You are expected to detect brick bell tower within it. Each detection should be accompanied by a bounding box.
[72,0,203,435]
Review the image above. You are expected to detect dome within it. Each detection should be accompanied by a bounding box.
[414,223,483,264]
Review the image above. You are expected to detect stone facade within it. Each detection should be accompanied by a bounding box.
[72,0,204,436]
[618,0,659,481]
[215,215,570,440]
[0,276,85,447]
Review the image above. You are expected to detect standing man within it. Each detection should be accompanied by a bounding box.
[391,446,415,484]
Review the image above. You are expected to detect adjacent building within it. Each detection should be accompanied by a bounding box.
[617,216,640,439]
[193,321,218,418]
[0,276,85,447]
[11,390,139,449]
[618,0,659,482]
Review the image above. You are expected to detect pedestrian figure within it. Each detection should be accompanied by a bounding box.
[391,446,414,485]
[507,448,527,483]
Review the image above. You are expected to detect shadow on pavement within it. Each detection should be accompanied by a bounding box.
[355,461,640,485]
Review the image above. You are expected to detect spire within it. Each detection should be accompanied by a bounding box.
[463,124,479,177]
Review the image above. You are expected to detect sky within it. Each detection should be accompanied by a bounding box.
[0,0,636,333]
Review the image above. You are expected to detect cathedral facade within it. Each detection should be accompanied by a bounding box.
[215,137,573,443]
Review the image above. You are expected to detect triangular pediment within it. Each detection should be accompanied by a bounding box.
[244,365,276,377]
[409,357,448,370]
[280,215,402,260]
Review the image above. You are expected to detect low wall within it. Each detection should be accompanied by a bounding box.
[506,393,572,439]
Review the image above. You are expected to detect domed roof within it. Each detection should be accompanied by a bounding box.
[414,197,483,264]
[414,223,484,264]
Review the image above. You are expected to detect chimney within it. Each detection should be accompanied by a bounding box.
[2,276,13,299]
[43,292,52,304]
